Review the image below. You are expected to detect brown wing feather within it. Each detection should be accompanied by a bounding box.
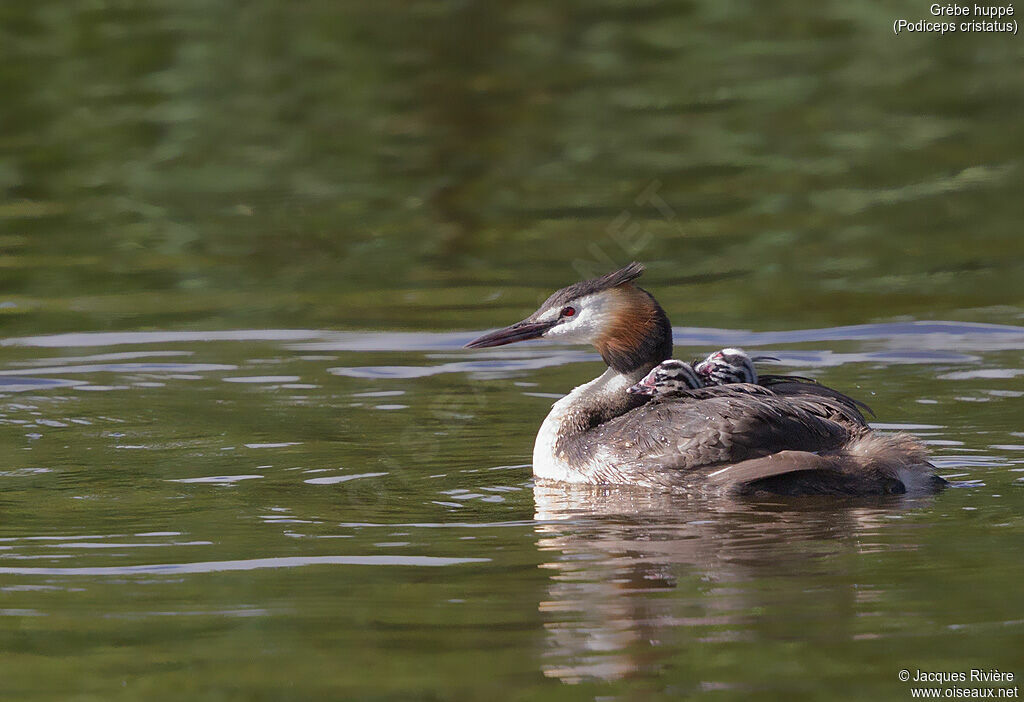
[759,375,875,417]
[566,386,868,487]
[703,451,904,496]
[662,383,868,428]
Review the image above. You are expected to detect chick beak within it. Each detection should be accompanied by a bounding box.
[626,374,658,395]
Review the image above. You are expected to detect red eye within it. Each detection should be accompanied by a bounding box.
[561,306,576,317]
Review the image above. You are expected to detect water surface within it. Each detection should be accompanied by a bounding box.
[0,325,1022,699]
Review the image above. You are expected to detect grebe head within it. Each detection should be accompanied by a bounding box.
[627,360,703,396]
[694,348,778,385]
[465,262,672,374]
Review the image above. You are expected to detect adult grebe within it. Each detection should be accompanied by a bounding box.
[465,262,946,496]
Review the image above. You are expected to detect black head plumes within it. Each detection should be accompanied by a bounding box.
[535,261,647,316]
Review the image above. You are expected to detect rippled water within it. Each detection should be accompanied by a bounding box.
[0,324,1021,698]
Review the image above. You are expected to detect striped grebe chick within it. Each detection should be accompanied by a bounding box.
[694,347,765,385]
[627,359,703,396]
[629,348,770,395]
[465,262,945,496]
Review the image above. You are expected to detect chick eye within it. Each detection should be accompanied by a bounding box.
[560,306,576,317]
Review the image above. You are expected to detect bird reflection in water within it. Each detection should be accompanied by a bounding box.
[532,485,939,685]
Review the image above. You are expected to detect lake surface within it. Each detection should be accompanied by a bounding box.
[0,325,1022,700]
[1,0,1023,699]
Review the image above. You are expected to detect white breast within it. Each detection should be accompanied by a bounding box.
[532,369,636,484]
[532,395,582,483]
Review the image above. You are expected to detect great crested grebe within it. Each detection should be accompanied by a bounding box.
[465,263,946,496]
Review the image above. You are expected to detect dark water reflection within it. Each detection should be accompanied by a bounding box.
[2,1,1023,338]
[533,487,938,685]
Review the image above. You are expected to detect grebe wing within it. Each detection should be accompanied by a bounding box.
[660,383,868,429]
[580,386,863,479]
[703,450,905,496]
[758,375,874,417]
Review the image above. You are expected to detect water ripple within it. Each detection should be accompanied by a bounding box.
[0,378,87,391]
[168,475,264,484]
[303,472,388,485]
[0,555,490,576]
[3,322,1020,354]
[1,330,326,348]
[0,363,236,376]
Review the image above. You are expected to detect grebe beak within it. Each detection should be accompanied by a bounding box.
[465,319,557,349]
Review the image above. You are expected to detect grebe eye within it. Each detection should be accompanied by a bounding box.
[560,306,576,317]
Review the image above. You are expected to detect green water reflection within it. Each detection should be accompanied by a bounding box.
[1,0,1022,335]
[1,0,1023,700]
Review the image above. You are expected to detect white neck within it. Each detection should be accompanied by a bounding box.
[532,367,647,483]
